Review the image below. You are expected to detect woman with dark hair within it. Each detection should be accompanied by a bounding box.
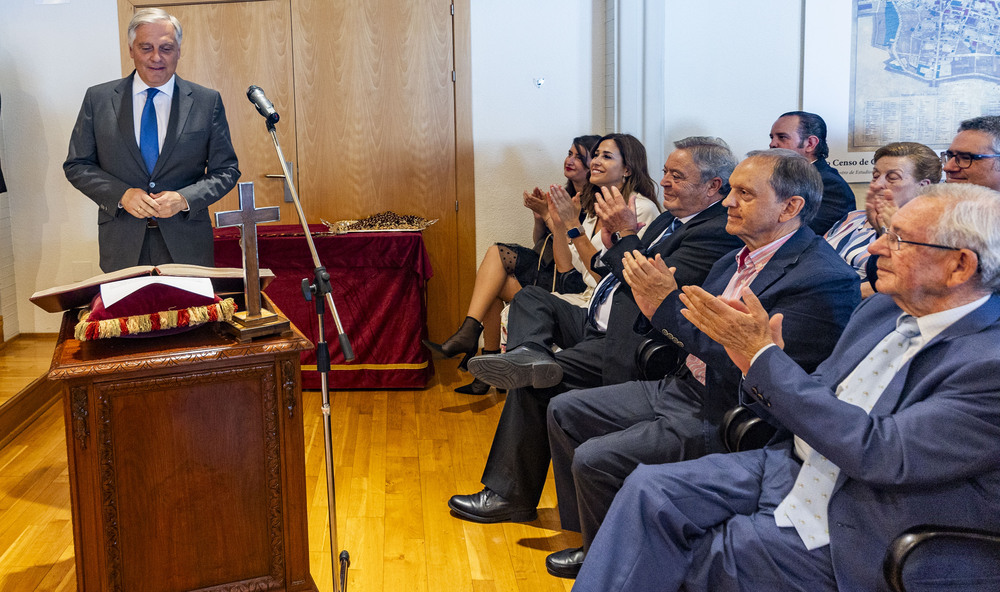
[425,133,660,395]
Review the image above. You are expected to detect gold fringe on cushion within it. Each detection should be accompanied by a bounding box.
[74,298,237,341]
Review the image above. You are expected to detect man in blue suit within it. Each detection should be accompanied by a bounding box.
[544,149,860,578]
[575,182,1000,591]
[65,8,239,272]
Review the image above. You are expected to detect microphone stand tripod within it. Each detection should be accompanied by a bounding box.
[264,117,352,592]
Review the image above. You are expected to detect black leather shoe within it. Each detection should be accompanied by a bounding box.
[545,546,585,579]
[467,345,563,390]
[448,488,537,523]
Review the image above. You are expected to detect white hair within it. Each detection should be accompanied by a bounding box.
[127,8,182,47]
[920,183,1000,293]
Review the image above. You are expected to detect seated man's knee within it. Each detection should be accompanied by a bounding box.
[572,437,619,481]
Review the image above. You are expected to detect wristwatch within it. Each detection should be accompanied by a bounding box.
[567,226,584,239]
[610,231,624,245]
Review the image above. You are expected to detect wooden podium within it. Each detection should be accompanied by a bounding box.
[48,305,318,592]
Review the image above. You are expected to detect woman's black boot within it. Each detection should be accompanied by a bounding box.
[422,317,483,368]
[455,349,501,395]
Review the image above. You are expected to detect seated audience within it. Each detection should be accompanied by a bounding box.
[867,115,1000,292]
[769,111,854,234]
[575,183,1000,592]
[825,141,940,297]
[543,149,860,578]
[447,137,743,524]
[424,134,659,395]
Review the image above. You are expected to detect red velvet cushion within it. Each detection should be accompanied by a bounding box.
[87,283,221,321]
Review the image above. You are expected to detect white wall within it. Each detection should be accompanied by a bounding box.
[659,0,804,159]
[0,0,119,335]
[470,1,605,260]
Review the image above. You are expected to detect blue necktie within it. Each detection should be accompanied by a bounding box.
[139,88,159,174]
[588,217,678,326]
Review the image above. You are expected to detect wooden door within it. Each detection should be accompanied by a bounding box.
[117,0,474,341]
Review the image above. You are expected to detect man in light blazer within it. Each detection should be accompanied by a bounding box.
[575,182,1000,591]
[65,8,239,272]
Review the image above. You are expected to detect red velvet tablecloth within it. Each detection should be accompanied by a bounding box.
[214,224,433,389]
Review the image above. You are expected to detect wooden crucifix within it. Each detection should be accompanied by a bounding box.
[215,182,283,332]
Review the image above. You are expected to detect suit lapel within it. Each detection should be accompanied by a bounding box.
[639,212,676,251]
[116,73,147,173]
[154,76,191,175]
[748,227,814,295]
[870,294,1000,416]
[648,201,725,255]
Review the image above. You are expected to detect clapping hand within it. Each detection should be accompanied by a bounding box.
[621,250,679,320]
[678,286,785,374]
[548,184,582,231]
[524,187,550,220]
[865,185,898,234]
[594,185,638,236]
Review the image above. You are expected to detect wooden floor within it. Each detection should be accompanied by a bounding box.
[0,347,579,591]
[0,335,59,407]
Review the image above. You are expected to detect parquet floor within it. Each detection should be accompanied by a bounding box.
[0,348,579,592]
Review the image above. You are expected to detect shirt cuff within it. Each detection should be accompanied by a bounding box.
[747,343,778,372]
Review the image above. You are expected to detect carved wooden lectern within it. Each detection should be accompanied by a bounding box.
[49,300,318,592]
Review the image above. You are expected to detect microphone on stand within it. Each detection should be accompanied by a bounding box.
[246,85,280,125]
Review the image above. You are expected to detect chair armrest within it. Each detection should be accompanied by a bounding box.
[883,524,1000,592]
[719,405,775,453]
[634,337,682,381]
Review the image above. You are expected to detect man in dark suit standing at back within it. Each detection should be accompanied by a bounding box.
[769,111,853,235]
[65,8,239,272]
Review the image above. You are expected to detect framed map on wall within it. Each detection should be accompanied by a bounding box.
[805,1,1000,182]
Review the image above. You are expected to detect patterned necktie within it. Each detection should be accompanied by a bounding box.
[774,314,921,550]
[587,217,677,326]
[139,88,159,174]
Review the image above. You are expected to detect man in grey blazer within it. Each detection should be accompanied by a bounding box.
[65,8,239,272]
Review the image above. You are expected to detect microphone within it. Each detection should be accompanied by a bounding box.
[246,85,279,124]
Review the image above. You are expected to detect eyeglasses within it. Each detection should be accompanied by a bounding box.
[880,228,961,252]
[940,150,1000,169]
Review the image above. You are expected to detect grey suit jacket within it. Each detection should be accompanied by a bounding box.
[65,72,240,272]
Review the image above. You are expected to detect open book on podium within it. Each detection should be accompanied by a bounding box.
[29,263,275,313]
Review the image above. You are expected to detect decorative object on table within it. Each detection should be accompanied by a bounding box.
[323,211,437,233]
[29,263,273,341]
[214,182,290,340]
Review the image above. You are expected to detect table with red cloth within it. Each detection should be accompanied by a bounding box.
[214,224,433,389]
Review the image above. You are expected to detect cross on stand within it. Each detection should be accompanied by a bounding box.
[215,182,289,339]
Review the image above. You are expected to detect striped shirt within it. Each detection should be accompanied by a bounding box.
[824,210,877,281]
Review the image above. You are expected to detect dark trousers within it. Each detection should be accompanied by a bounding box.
[480,286,605,506]
[547,372,710,549]
[137,226,173,266]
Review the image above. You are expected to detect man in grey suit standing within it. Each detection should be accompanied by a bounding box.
[65,8,239,272]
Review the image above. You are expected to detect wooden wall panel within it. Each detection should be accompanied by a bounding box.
[291,0,461,338]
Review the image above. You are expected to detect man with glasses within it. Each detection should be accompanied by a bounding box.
[941,115,1000,190]
[574,183,1000,592]
[866,116,1000,290]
